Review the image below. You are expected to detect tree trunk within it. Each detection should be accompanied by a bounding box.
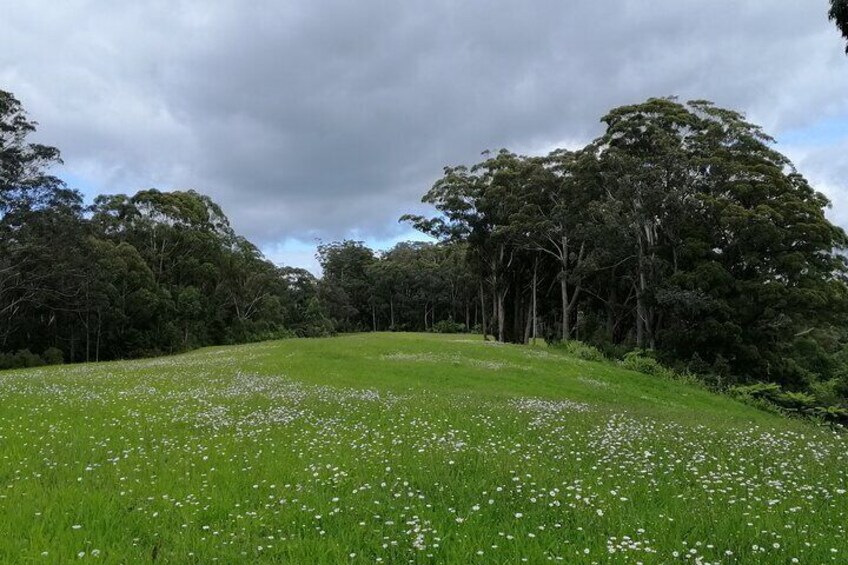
[389,297,395,329]
[532,261,538,346]
[497,289,506,343]
[492,284,498,340]
[606,283,617,342]
[85,312,90,363]
[479,282,487,341]
[636,289,646,349]
[561,276,570,341]
[95,311,101,362]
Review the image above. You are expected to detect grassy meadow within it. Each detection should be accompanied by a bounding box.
[0,333,846,563]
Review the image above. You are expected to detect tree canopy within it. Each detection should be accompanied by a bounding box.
[407,97,848,395]
[831,0,848,53]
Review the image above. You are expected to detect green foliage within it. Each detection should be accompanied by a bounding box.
[41,347,64,365]
[773,391,818,411]
[731,382,783,399]
[0,349,45,369]
[831,0,848,53]
[430,319,467,334]
[731,382,848,425]
[554,340,606,362]
[406,96,848,407]
[686,352,711,375]
[620,350,672,378]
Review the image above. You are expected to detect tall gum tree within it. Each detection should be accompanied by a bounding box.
[831,0,848,52]
[590,98,700,349]
[404,151,532,342]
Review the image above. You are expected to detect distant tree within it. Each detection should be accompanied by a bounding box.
[0,89,89,357]
[831,0,848,53]
[404,151,534,342]
[316,240,376,332]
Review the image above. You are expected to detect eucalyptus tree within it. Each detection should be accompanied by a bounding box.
[0,89,90,357]
[0,89,69,215]
[588,98,701,348]
[679,100,848,383]
[316,240,377,332]
[831,0,848,52]
[404,150,529,342]
[509,149,605,340]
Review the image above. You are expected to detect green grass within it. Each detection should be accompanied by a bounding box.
[0,332,845,563]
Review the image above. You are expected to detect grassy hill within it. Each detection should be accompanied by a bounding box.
[1,333,846,563]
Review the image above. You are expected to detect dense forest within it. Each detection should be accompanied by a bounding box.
[3,88,848,416]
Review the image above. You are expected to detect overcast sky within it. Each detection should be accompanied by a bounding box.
[2,0,847,272]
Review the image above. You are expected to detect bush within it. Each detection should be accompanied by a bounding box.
[595,341,631,361]
[772,391,817,412]
[1,349,46,369]
[810,405,848,425]
[555,340,606,362]
[620,350,673,378]
[730,382,782,400]
[712,354,731,378]
[809,379,843,406]
[299,319,336,338]
[730,381,848,426]
[42,347,64,365]
[430,320,466,334]
[687,352,711,375]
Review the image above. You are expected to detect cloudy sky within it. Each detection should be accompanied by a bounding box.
[2,0,847,272]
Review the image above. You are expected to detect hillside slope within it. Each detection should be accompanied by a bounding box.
[1,333,845,563]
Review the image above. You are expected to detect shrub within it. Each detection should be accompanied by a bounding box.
[42,347,64,365]
[730,382,782,400]
[556,340,606,362]
[594,341,631,361]
[8,349,45,368]
[431,320,466,334]
[809,379,843,406]
[810,405,848,425]
[712,353,731,378]
[772,391,817,412]
[730,381,848,426]
[621,350,672,378]
[687,352,711,375]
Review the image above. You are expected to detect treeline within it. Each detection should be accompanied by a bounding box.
[1,90,330,365]
[0,88,480,366]
[401,98,848,401]
[317,240,477,334]
[0,181,332,364]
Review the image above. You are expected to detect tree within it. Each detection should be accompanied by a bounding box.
[0,89,89,359]
[0,90,69,215]
[590,98,702,348]
[831,0,848,53]
[404,151,533,342]
[316,240,376,332]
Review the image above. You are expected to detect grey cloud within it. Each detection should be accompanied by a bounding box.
[1,0,847,246]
